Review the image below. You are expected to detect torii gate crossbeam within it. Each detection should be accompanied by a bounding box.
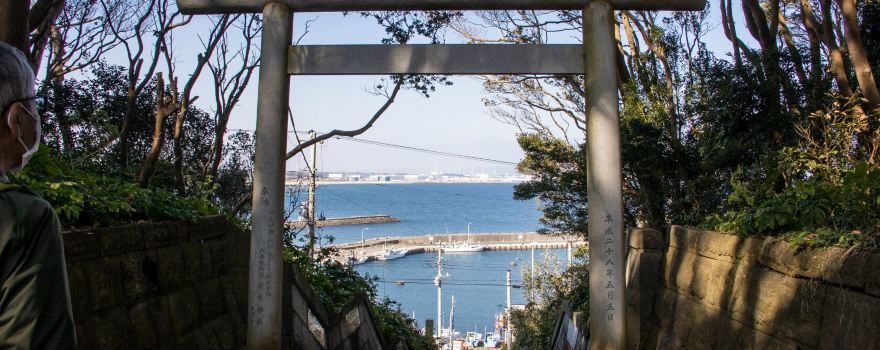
[174,1,704,349]
[178,0,703,13]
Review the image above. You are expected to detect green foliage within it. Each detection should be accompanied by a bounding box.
[284,240,377,312]
[708,163,880,248]
[514,55,800,234]
[41,63,216,180]
[16,62,258,227]
[372,297,437,350]
[513,134,588,236]
[10,146,219,228]
[706,97,880,248]
[282,229,436,350]
[509,254,588,350]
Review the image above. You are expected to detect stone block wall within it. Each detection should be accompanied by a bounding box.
[280,250,395,350]
[627,226,880,349]
[63,216,248,350]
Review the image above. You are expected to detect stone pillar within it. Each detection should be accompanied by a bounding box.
[248,2,292,348]
[584,1,626,348]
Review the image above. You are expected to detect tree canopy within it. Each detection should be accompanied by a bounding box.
[471,2,880,248]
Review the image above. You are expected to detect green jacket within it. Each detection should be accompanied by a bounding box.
[0,183,76,349]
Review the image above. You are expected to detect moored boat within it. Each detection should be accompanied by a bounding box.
[441,243,486,253]
[377,248,409,260]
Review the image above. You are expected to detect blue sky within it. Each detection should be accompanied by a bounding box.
[96,5,752,174]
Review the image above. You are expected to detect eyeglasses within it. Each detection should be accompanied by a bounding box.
[3,95,44,121]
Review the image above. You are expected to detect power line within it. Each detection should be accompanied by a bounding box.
[228,128,519,165]
[330,135,518,165]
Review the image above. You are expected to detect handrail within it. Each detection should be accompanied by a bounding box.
[284,261,397,349]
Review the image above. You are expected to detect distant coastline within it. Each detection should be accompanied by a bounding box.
[285,179,529,186]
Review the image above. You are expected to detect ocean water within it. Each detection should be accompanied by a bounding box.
[356,248,566,336]
[285,183,565,334]
[286,183,544,244]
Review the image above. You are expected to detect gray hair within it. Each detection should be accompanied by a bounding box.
[0,42,35,114]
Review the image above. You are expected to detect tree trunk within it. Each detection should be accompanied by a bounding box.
[208,110,232,180]
[719,0,742,68]
[613,18,631,87]
[778,12,808,89]
[620,11,639,82]
[118,85,137,168]
[821,0,856,98]
[139,73,179,187]
[173,101,188,194]
[27,0,64,72]
[0,0,29,52]
[742,0,791,115]
[49,26,76,155]
[799,0,826,109]
[838,0,880,110]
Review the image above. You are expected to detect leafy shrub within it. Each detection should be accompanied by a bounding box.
[283,229,436,350]
[707,164,879,247]
[10,146,219,228]
[509,252,589,350]
[706,97,880,248]
[373,298,437,350]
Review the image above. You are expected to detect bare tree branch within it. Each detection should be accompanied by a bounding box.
[231,80,404,215]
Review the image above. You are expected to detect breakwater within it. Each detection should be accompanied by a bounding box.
[285,215,399,229]
[333,232,585,262]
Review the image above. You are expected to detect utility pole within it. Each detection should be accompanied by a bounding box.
[307,130,317,259]
[530,242,537,276]
[436,249,443,338]
[449,295,455,348]
[505,270,511,344]
[567,240,573,267]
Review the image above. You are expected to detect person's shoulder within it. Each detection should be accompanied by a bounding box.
[0,184,56,215]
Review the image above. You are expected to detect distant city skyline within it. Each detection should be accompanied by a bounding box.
[288,166,521,176]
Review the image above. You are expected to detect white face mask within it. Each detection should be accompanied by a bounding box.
[5,100,41,172]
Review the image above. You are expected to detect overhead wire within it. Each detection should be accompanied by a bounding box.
[226,129,518,165]
[305,131,518,165]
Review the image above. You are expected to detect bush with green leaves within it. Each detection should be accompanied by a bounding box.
[9,146,219,228]
[282,228,436,349]
[509,252,589,350]
[706,97,880,248]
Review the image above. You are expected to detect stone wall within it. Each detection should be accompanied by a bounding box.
[63,216,247,350]
[627,226,880,349]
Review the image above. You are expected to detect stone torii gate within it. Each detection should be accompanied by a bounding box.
[177,0,704,348]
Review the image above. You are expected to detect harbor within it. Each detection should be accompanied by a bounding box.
[295,182,575,345]
[332,232,585,264]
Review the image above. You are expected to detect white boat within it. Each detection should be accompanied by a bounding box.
[466,332,484,347]
[377,237,408,260]
[441,224,486,252]
[377,248,408,260]
[484,333,500,348]
[442,243,486,253]
[350,255,370,265]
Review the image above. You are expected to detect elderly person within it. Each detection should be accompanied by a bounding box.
[0,42,75,348]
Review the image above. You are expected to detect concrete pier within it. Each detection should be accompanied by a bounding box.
[332,232,586,263]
